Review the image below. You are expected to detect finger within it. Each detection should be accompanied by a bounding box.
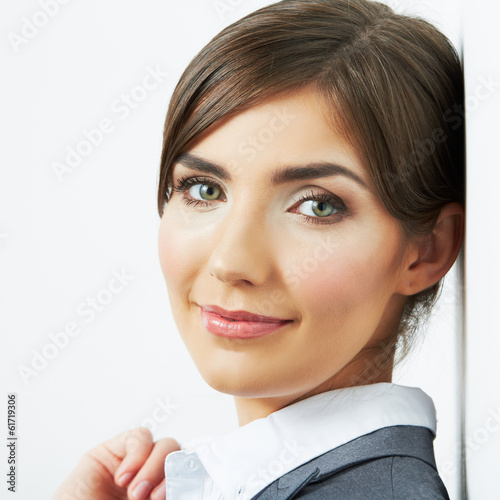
[111,427,154,488]
[127,438,180,500]
[54,427,157,500]
[52,452,115,500]
[150,479,166,500]
[83,426,152,483]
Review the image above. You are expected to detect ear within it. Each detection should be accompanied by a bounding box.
[396,202,465,296]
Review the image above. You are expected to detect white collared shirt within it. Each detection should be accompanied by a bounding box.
[164,383,437,500]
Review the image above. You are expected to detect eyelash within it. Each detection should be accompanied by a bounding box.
[169,175,348,225]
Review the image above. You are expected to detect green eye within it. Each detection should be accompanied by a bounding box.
[194,183,221,201]
[307,200,336,218]
[172,175,348,226]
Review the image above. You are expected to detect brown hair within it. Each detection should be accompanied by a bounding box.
[156,0,464,368]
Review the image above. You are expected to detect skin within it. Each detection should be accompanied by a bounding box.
[52,85,464,500]
[158,85,418,425]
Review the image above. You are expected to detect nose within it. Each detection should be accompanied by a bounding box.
[207,207,273,287]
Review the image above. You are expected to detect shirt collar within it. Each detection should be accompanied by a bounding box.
[180,383,436,500]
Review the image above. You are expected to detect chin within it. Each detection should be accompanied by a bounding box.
[197,365,267,397]
[195,360,314,399]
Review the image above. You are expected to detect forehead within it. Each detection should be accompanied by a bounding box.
[182,86,370,187]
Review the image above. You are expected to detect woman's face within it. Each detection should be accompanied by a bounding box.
[158,86,413,412]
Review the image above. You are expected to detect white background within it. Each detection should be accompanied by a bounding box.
[462,0,500,498]
[1,1,497,499]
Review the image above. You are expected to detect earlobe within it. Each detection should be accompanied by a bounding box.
[397,202,465,296]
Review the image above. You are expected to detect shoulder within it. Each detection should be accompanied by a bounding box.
[251,425,450,500]
[391,455,450,499]
[291,455,450,499]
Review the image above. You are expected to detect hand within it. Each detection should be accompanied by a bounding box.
[52,427,180,500]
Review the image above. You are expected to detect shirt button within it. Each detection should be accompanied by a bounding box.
[185,457,200,471]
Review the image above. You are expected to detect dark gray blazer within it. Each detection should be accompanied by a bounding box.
[250,425,449,500]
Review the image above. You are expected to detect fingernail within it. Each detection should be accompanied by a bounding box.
[151,481,166,500]
[117,471,134,487]
[132,480,153,500]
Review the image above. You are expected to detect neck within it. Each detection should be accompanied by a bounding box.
[233,355,394,427]
[233,395,293,427]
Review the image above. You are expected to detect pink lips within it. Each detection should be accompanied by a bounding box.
[199,305,293,339]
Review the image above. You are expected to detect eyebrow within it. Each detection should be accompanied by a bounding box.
[173,152,369,190]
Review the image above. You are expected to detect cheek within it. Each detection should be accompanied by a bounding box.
[292,250,369,325]
[287,231,400,328]
[158,217,180,287]
[158,211,204,293]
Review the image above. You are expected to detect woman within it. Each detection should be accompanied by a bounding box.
[53,0,464,498]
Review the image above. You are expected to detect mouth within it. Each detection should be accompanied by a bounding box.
[201,304,290,322]
[199,304,293,339]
